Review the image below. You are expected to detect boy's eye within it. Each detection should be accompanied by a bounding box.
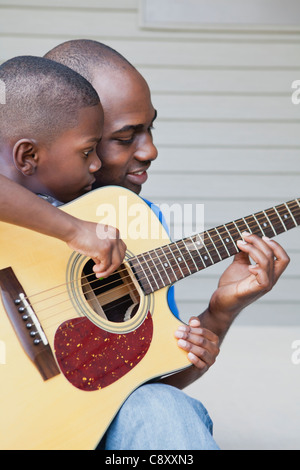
[83,149,93,157]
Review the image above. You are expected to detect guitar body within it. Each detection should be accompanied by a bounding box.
[0,186,190,450]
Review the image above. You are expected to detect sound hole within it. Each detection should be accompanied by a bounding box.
[81,260,140,323]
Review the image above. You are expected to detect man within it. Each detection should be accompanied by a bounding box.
[44,40,290,450]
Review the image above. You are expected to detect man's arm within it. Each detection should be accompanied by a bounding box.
[162,232,290,389]
[0,175,126,277]
[199,232,290,342]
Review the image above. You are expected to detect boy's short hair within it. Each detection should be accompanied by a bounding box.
[0,55,100,145]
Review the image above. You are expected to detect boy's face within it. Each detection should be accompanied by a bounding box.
[92,69,158,195]
[36,104,103,203]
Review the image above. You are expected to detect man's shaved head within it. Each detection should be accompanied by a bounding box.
[44,39,135,83]
[0,55,100,146]
[44,39,157,195]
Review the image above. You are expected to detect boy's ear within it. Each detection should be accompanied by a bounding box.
[13,139,39,176]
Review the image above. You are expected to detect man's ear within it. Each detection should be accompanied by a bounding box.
[13,139,39,176]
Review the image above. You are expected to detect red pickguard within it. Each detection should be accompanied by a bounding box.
[54,312,153,391]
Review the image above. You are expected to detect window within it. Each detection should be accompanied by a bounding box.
[139,0,300,32]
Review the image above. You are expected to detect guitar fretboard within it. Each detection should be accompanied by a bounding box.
[129,198,300,295]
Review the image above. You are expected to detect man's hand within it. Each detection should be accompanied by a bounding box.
[209,232,290,316]
[198,231,290,344]
[175,317,220,372]
[66,220,127,278]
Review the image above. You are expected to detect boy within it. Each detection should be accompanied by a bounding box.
[0,55,126,277]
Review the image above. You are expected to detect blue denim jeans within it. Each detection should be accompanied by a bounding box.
[98,383,219,450]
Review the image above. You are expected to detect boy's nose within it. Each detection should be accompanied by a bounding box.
[89,155,102,172]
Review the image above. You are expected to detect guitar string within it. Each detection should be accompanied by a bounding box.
[43,293,141,330]
[18,209,279,307]
[21,205,300,328]
[40,208,300,332]
[20,202,300,313]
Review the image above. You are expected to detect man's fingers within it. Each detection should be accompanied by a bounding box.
[262,236,290,281]
[175,318,220,369]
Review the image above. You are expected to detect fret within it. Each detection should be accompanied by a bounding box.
[138,253,156,292]
[176,240,197,275]
[284,202,297,227]
[131,255,154,294]
[225,221,242,245]
[192,233,213,267]
[201,232,220,264]
[244,215,264,236]
[183,236,206,270]
[253,214,265,236]
[289,199,300,225]
[276,203,296,231]
[274,206,287,232]
[166,244,186,279]
[206,230,222,261]
[148,250,168,288]
[152,248,172,286]
[261,210,276,237]
[181,239,199,272]
[265,207,286,235]
[209,228,229,259]
[156,247,177,284]
[249,210,275,238]
[242,217,252,233]
[217,225,239,256]
[186,233,213,269]
[233,219,248,237]
[169,241,191,277]
[215,227,230,257]
[162,246,182,281]
[143,251,165,290]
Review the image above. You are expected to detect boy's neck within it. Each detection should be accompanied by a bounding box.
[0,160,19,182]
[0,152,41,195]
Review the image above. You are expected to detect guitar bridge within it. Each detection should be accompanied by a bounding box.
[0,267,60,381]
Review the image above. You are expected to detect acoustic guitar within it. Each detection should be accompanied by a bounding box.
[0,186,299,450]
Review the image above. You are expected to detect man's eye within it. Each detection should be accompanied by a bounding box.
[83,149,93,157]
[116,136,134,145]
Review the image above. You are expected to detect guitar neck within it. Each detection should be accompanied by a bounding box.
[129,198,300,295]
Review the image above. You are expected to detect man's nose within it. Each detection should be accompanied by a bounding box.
[135,133,158,162]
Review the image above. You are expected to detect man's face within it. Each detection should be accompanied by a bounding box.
[92,68,158,194]
[36,104,103,203]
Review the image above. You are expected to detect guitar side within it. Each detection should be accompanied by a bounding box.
[0,187,190,450]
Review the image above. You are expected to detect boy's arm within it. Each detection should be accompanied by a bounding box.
[0,175,126,277]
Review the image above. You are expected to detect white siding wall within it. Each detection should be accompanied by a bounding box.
[0,0,299,325]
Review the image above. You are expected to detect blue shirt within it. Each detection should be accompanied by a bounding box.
[143,198,180,319]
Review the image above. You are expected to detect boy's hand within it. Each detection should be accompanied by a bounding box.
[66,219,127,278]
[175,317,220,372]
